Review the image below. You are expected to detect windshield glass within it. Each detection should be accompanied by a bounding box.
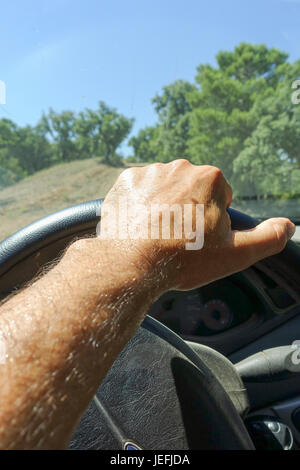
[0,0,300,241]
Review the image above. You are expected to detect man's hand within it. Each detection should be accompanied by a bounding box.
[0,160,295,449]
[101,160,295,290]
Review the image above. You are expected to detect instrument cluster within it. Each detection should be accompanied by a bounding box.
[148,272,264,338]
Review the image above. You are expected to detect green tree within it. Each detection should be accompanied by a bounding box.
[13,126,53,175]
[0,119,54,186]
[93,101,134,164]
[188,43,289,179]
[0,119,24,185]
[130,42,300,205]
[73,109,99,159]
[75,102,134,164]
[233,60,300,197]
[151,80,197,161]
[38,109,78,163]
[129,126,160,162]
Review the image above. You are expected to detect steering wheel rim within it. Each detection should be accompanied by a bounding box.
[0,200,299,449]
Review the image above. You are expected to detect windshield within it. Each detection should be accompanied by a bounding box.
[0,0,300,241]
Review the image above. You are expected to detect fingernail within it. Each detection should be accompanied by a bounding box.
[286,222,296,240]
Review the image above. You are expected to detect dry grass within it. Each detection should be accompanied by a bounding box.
[0,159,125,241]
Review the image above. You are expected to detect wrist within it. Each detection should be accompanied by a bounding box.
[63,237,174,304]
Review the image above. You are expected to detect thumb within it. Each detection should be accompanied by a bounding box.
[232,218,296,266]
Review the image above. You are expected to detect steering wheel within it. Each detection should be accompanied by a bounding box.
[0,199,299,450]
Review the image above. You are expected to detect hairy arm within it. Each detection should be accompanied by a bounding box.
[0,238,166,449]
[0,160,295,449]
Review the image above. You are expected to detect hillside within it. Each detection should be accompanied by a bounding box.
[0,159,124,241]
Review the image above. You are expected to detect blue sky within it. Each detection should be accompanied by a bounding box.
[0,0,300,155]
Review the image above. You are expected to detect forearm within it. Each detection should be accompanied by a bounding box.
[0,238,163,449]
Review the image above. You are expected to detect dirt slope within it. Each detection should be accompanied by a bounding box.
[0,159,124,240]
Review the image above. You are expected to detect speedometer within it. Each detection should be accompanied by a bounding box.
[201,299,233,332]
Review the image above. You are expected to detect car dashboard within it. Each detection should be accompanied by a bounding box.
[148,263,300,356]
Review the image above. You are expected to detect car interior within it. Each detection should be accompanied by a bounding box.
[1,0,300,451]
[1,199,299,450]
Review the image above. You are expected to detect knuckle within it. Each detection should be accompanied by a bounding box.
[146,162,163,171]
[153,162,164,167]
[120,167,131,177]
[119,167,137,180]
[145,162,165,174]
[210,165,223,177]
[171,158,190,168]
[272,223,287,251]
[205,166,224,184]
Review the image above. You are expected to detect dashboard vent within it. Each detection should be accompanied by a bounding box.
[252,267,296,310]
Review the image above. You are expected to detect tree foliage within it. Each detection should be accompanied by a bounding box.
[1,43,300,202]
[0,102,134,188]
[129,43,300,200]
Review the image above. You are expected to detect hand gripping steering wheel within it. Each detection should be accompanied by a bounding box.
[0,200,299,449]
